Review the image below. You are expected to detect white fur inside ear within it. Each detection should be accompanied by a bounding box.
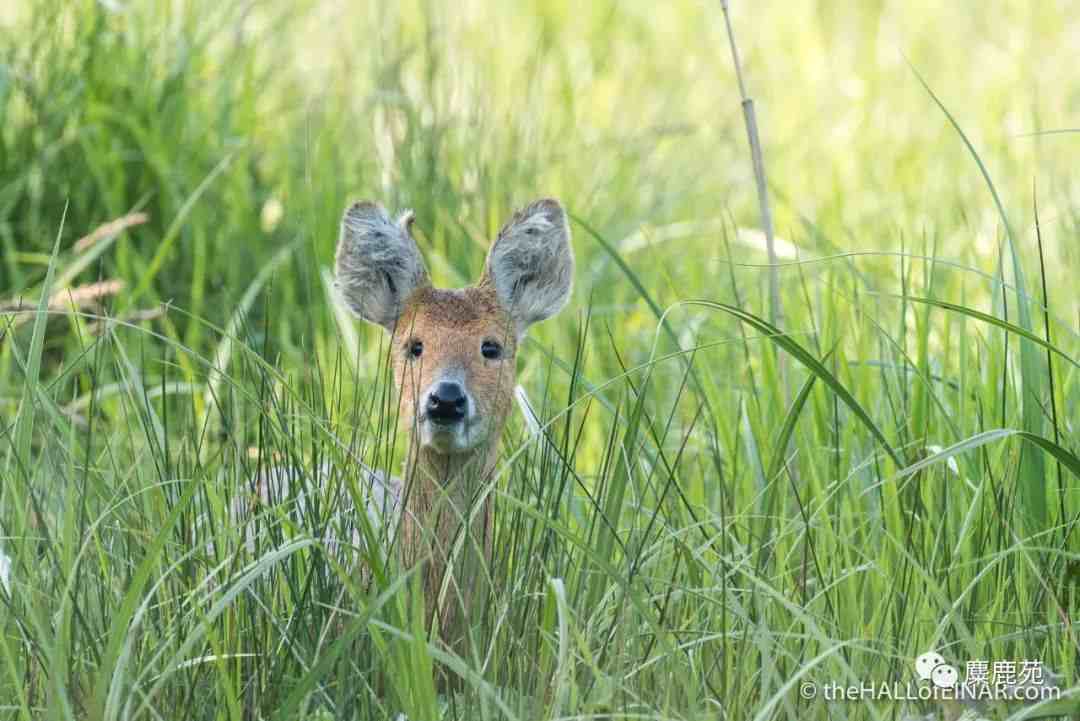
[396,209,415,233]
[485,198,574,337]
[334,202,428,330]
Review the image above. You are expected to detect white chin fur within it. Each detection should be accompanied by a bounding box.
[419,417,487,453]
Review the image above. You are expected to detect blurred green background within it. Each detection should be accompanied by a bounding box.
[3,1,1078,319]
[1,1,1078,719]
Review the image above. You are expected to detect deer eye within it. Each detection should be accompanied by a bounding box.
[480,340,503,360]
[407,339,423,359]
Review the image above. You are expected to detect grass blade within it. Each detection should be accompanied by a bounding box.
[681,299,902,466]
[10,205,66,471]
[908,62,1048,527]
[897,428,1080,482]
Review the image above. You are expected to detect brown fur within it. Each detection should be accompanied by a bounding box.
[333,198,573,660]
[392,286,517,652]
[392,286,518,453]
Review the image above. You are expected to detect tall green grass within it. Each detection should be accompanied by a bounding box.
[1,1,1078,719]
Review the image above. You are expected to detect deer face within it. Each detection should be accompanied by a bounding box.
[335,199,574,456]
[392,285,516,453]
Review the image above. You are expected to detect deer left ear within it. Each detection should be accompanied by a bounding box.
[483,198,574,338]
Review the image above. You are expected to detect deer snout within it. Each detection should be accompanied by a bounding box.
[426,381,468,424]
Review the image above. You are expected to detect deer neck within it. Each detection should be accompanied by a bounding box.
[398,438,498,651]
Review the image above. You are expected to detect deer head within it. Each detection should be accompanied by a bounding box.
[334,198,574,651]
[335,199,573,471]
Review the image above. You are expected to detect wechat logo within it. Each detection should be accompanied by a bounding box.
[915,651,958,689]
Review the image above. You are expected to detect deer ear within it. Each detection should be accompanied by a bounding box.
[334,201,429,331]
[483,198,574,338]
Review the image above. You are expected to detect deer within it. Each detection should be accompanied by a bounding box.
[326,197,574,656]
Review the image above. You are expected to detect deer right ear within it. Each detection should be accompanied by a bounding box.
[334,201,429,331]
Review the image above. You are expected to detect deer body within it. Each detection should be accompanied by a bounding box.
[333,198,574,651]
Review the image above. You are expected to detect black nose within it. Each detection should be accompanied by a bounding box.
[426,381,467,424]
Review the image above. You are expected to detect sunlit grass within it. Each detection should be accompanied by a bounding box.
[1,1,1078,719]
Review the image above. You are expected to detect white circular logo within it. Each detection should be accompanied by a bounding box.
[931,663,959,689]
[915,651,946,681]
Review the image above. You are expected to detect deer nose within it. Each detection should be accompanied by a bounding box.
[426,381,468,424]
